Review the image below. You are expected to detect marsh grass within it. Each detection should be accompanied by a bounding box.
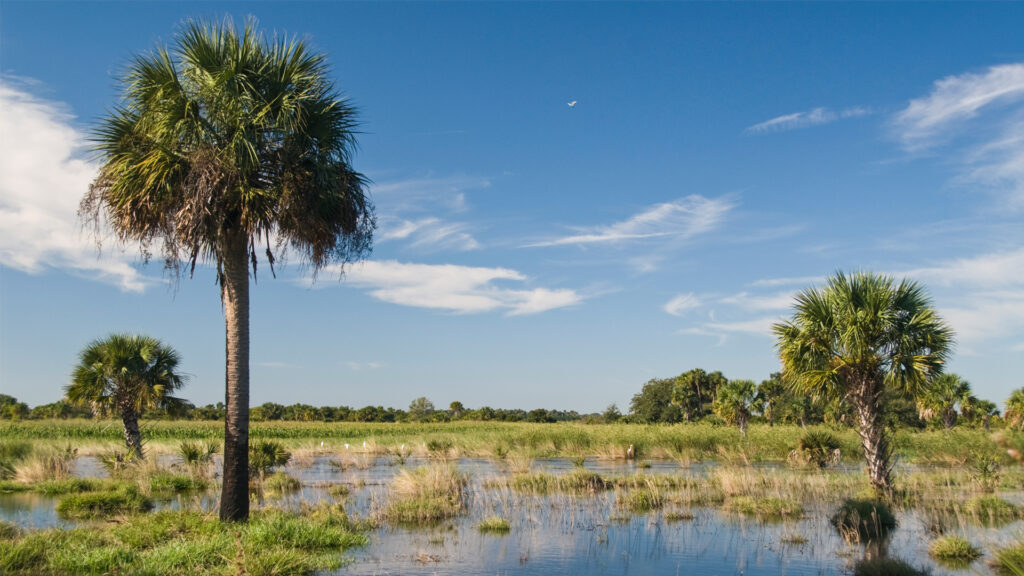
[0,508,368,576]
[663,509,694,522]
[0,441,32,480]
[55,485,152,519]
[502,470,611,494]
[380,463,468,524]
[724,496,803,520]
[149,471,208,494]
[927,536,980,568]
[962,496,1020,524]
[477,516,511,533]
[14,445,75,483]
[264,472,301,494]
[995,542,1024,576]
[618,483,664,513]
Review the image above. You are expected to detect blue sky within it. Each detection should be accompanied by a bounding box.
[2,3,1024,412]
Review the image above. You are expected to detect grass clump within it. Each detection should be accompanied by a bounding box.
[852,557,930,576]
[995,541,1024,576]
[14,446,75,483]
[963,495,1020,524]
[664,510,694,522]
[0,522,18,540]
[507,470,611,494]
[832,499,897,542]
[0,441,32,479]
[619,486,664,513]
[35,478,122,495]
[928,536,980,568]
[149,472,207,494]
[477,516,511,533]
[381,463,467,524]
[264,472,301,493]
[725,496,803,520]
[55,485,152,519]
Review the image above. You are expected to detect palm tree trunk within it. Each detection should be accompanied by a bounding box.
[121,410,143,459]
[853,381,891,495]
[220,231,250,522]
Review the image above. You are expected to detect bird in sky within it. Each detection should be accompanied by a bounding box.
[568,101,577,107]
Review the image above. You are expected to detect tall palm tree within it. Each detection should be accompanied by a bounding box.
[773,272,953,494]
[1005,388,1024,431]
[67,334,187,458]
[917,373,972,429]
[81,19,374,521]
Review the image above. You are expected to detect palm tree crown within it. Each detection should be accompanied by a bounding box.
[773,271,953,493]
[82,18,374,276]
[67,334,187,457]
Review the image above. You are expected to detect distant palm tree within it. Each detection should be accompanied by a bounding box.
[713,379,757,435]
[1005,388,1024,431]
[82,19,374,521]
[774,272,953,494]
[67,334,187,458]
[917,373,973,429]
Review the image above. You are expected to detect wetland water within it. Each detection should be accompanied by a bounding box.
[2,456,1021,575]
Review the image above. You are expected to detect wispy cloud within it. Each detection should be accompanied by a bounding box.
[318,260,582,316]
[664,293,701,316]
[371,174,489,214]
[747,106,871,133]
[378,217,480,251]
[526,195,734,248]
[893,63,1024,208]
[894,63,1024,151]
[0,80,150,292]
[345,361,385,371]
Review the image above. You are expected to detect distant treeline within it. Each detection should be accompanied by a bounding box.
[3,368,1018,431]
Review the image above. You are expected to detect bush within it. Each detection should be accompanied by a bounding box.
[832,499,897,541]
[789,431,842,468]
[249,440,290,478]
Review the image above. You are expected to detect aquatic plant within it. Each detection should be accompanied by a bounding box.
[725,496,803,520]
[995,542,1024,576]
[477,516,511,533]
[927,536,980,566]
[55,485,152,519]
[381,463,468,524]
[264,472,301,494]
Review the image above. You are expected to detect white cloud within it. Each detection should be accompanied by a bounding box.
[904,248,1024,288]
[705,316,780,336]
[322,260,581,315]
[345,361,385,371]
[379,217,480,251]
[749,275,823,288]
[664,293,701,316]
[526,195,733,248]
[893,63,1024,208]
[894,63,1024,150]
[747,106,871,133]
[0,81,150,292]
[719,291,796,311]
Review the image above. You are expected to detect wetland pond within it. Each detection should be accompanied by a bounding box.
[2,454,1022,575]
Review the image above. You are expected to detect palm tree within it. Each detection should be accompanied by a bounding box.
[712,379,757,435]
[81,19,374,521]
[773,272,953,494]
[917,373,972,429]
[1005,388,1024,431]
[67,334,187,458]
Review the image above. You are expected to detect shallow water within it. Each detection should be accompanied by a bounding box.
[2,456,1021,575]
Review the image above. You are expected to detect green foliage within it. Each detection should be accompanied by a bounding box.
[408,397,436,422]
[1006,388,1024,431]
[178,440,218,466]
[0,441,31,480]
[790,430,842,468]
[832,499,897,541]
[713,379,757,433]
[996,542,1024,576]
[672,369,728,422]
[918,374,972,429]
[149,472,207,494]
[263,472,301,493]
[249,440,291,477]
[55,486,152,519]
[963,495,1020,523]
[619,486,664,512]
[630,378,682,423]
[0,395,30,421]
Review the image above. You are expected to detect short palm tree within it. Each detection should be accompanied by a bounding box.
[82,19,374,521]
[1006,388,1024,431]
[773,272,953,494]
[712,379,757,435]
[67,334,187,458]
[917,373,972,429]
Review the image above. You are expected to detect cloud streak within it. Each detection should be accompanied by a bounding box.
[526,195,734,248]
[320,260,582,316]
[747,106,871,133]
[379,217,481,251]
[0,81,150,291]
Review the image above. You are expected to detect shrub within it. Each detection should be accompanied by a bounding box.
[789,431,841,468]
[832,499,897,541]
[249,440,290,478]
[178,441,218,467]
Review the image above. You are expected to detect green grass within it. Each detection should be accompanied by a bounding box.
[927,536,980,568]
[724,496,803,519]
[663,510,695,522]
[149,472,208,494]
[506,470,611,494]
[0,508,368,575]
[962,495,1020,523]
[263,472,301,493]
[619,486,664,512]
[995,542,1024,576]
[477,516,511,533]
[380,463,467,525]
[55,486,152,519]
[3,420,1017,464]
